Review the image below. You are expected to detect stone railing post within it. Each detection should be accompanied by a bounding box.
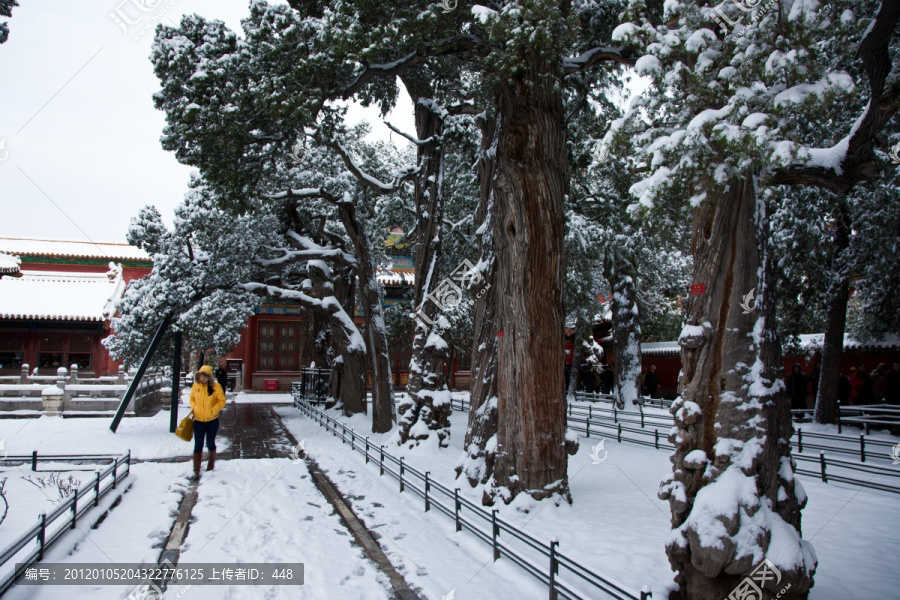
[21,363,29,383]
[69,364,79,383]
[117,365,125,384]
[42,385,64,416]
[56,367,69,408]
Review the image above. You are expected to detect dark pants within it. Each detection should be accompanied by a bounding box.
[193,418,219,453]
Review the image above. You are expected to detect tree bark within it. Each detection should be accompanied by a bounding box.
[398,97,452,447]
[814,200,851,425]
[458,110,500,488]
[336,202,395,433]
[659,175,815,599]
[606,263,643,408]
[463,59,571,505]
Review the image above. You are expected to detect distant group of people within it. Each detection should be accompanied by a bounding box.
[577,361,615,394]
[571,361,663,398]
[786,360,900,410]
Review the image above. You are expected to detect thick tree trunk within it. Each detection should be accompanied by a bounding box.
[308,262,365,416]
[659,176,815,600]
[398,97,452,447]
[337,203,395,433]
[463,60,571,505]
[607,264,642,408]
[814,201,851,425]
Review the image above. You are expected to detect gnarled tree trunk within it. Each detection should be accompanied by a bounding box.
[462,59,573,505]
[606,262,642,408]
[337,203,395,433]
[659,175,815,599]
[398,96,452,447]
[457,110,500,488]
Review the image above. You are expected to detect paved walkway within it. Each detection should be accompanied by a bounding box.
[150,400,421,600]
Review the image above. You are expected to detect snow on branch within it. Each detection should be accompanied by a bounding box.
[333,143,419,194]
[384,120,436,146]
[563,45,638,73]
[770,0,900,193]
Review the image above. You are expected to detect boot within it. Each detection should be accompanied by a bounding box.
[206,448,216,472]
[191,452,202,481]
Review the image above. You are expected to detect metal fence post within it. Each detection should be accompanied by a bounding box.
[549,540,559,600]
[380,446,385,476]
[71,492,78,529]
[126,449,131,476]
[425,471,431,512]
[38,513,46,560]
[455,488,461,532]
[819,452,827,483]
[797,429,803,453]
[588,405,592,421]
[400,457,405,493]
[94,472,101,507]
[654,429,659,450]
[365,437,370,463]
[617,423,622,443]
[640,405,645,428]
[32,450,37,471]
[586,417,590,438]
[492,509,500,561]
[860,434,866,462]
[112,459,117,489]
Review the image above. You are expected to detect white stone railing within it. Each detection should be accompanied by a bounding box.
[0,365,166,416]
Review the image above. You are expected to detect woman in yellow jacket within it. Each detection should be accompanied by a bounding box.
[190,365,226,480]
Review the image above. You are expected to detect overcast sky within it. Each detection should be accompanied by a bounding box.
[0,0,414,244]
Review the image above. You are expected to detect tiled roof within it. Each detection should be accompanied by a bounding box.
[0,236,150,261]
[0,267,125,322]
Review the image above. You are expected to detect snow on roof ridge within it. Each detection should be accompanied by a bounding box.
[0,236,150,260]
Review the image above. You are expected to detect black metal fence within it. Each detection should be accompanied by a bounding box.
[449,394,900,494]
[298,368,330,404]
[293,395,651,600]
[0,452,132,594]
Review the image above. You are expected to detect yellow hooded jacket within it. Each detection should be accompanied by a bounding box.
[190,365,226,422]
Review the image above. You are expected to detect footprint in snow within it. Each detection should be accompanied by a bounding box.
[307,502,321,508]
[393,533,406,541]
[416,567,428,576]
[303,516,314,521]
[334,529,348,536]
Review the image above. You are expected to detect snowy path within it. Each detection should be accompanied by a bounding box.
[277,397,900,599]
[169,457,394,600]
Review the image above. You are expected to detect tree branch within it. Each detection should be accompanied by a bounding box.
[563,46,639,73]
[770,0,900,193]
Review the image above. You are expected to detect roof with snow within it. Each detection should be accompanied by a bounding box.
[0,236,150,262]
[0,266,126,322]
[0,253,20,275]
[639,334,900,358]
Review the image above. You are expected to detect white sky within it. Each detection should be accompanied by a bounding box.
[0,0,414,244]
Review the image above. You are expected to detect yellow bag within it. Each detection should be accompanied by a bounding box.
[175,411,194,442]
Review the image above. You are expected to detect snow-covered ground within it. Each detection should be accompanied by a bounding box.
[2,462,185,600]
[276,396,900,599]
[1,392,898,599]
[173,458,393,599]
[0,409,227,461]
